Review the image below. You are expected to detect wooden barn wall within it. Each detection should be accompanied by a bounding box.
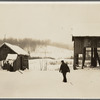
[13,56,21,71]
[22,56,29,69]
[84,37,100,48]
[84,38,91,47]
[96,38,100,47]
[90,38,97,48]
[7,55,28,71]
[22,56,28,69]
[74,37,100,54]
[74,38,84,54]
[0,44,15,61]
[19,55,29,70]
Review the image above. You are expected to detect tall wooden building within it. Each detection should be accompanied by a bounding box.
[72,36,100,70]
[0,42,29,71]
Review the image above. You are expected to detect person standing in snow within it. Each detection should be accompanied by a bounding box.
[59,60,70,83]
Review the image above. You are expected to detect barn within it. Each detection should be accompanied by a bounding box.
[0,42,29,71]
[72,35,100,70]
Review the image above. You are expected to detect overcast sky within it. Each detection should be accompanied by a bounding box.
[0,2,100,45]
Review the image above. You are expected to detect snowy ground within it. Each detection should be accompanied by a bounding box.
[0,59,100,99]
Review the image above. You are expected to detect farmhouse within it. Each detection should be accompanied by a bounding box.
[0,42,29,71]
[72,35,100,70]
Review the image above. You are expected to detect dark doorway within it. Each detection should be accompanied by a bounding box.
[20,56,23,70]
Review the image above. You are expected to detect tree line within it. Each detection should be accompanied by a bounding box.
[0,38,73,53]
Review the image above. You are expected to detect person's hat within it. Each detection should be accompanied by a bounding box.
[61,60,64,63]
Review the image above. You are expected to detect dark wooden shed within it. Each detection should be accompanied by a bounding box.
[0,42,29,71]
[72,36,100,70]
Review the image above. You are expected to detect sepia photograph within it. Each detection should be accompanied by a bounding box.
[0,1,100,99]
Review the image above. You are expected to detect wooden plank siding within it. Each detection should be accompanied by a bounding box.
[74,38,84,54]
[0,44,16,61]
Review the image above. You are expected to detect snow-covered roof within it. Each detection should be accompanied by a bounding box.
[0,42,29,56]
[72,33,100,37]
[6,54,17,60]
[72,35,100,37]
[72,34,100,41]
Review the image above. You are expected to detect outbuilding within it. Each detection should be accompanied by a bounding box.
[72,36,100,70]
[0,42,29,71]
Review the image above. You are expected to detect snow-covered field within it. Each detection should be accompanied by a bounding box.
[0,59,100,99]
[29,58,73,71]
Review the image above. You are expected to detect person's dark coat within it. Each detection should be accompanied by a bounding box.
[59,61,70,82]
[59,63,70,73]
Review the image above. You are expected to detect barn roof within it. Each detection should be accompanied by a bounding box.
[72,33,100,37]
[0,42,29,56]
[72,35,100,37]
[72,35,100,41]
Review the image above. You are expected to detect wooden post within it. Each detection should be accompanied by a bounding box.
[91,47,93,66]
[96,48,100,66]
[73,41,77,70]
[94,48,97,67]
[82,47,86,69]
[73,53,77,70]
[97,52,100,66]
[76,54,79,66]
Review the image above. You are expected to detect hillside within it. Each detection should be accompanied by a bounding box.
[30,45,73,59]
